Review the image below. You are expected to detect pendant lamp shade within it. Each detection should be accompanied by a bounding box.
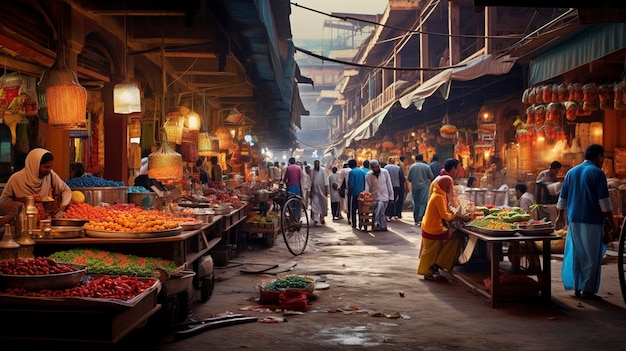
[185,110,201,130]
[41,52,87,129]
[114,80,141,114]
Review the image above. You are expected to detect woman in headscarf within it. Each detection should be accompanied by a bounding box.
[1,148,72,215]
[417,175,461,282]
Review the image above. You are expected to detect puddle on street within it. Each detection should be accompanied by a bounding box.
[317,325,385,346]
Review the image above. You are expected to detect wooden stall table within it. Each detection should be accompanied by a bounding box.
[34,219,222,278]
[210,205,248,266]
[452,226,562,307]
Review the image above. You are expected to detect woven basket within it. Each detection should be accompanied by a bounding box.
[148,135,183,183]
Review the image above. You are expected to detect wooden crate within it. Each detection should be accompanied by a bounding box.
[0,278,160,344]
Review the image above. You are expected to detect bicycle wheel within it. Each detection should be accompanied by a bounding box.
[280,196,309,255]
[618,217,626,304]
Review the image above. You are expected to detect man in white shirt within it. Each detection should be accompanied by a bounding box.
[337,163,351,221]
[515,183,536,213]
[365,160,394,231]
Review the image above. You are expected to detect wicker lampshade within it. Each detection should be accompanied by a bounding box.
[113,80,141,114]
[148,132,183,184]
[198,132,219,157]
[181,128,199,163]
[185,110,201,130]
[41,50,87,128]
[129,119,141,138]
[215,126,233,152]
[164,112,184,145]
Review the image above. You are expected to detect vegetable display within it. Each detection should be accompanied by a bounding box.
[469,218,517,231]
[262,275,313,291]
[0,257,75,275]
[50,249,179,277]
[2,275,154,300]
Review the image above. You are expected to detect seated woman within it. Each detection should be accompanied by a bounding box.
[417,175,461,282]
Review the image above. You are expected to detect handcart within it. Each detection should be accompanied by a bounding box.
[358,199,374,231]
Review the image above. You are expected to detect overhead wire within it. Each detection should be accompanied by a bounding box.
[290,2,525,40]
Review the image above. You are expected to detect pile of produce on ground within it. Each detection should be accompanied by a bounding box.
[262,275,314,291]
[50,248,180,277]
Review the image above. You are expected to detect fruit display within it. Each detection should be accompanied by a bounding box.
[65,175,125,188]
[469,217,517,231]
[63,202,180,232]
[0,257,76,276]
[50,249,179,277]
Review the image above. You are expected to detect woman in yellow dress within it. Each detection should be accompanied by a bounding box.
[417,175,461,281]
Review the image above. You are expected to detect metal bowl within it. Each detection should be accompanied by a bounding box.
[49,226,85,239]
[0,263,86,290]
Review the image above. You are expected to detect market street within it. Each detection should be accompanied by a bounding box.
[121,211,626,351]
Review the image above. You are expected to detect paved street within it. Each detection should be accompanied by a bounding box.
[131,210,625,351]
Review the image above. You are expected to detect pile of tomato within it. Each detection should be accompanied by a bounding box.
[0,257,75,275]
[2,275,155,300]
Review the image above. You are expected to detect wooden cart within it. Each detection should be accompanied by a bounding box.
[358,200,374,231]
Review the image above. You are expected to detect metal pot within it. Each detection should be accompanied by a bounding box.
[71,187,128,206]
[128,192,160,209]
[253,190,271,202]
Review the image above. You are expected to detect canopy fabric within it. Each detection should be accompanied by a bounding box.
[529,23,626,86]
[398,54,515,109]
[324,104,394,156]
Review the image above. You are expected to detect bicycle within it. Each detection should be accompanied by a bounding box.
[271,188,309,255]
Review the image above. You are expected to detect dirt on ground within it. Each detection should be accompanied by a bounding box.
[117,215,625,351]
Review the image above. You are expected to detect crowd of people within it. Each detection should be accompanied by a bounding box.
[265,144,619,296]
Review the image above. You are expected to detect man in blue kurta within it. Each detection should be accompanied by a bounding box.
[555,144,617,300]
[407,154,434,225]
[348,159,366,229]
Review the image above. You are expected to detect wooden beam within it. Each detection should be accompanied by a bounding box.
[0,56,45,77]
[179,71,238,76]
[163,52,217,59]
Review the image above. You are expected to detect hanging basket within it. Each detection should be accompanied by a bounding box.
[439,124,457,139]
[181,128,199,163]
[198,132,219,157]
[164,112,184,145]
[129,119,142,138]
[148,131,183,184]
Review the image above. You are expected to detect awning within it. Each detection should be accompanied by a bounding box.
[324,104,394,156]
[398,54,516,109]
[529,23,626,85]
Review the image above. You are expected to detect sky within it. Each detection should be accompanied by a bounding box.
[290,0,389,40]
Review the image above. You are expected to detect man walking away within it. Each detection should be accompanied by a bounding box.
[407,154,434,225]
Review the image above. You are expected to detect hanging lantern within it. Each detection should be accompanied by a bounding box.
[114,14,141,114]
[198,132,219,156]
[113,80,141,114]
[163,112,184,144]
[215,126,234,152]
[129,119,141,138]
[41,47,87,129]
[185,110,201,130]
[148,130,183,184]
[181,128,199,163]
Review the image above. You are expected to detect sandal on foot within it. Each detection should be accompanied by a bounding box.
[574,290,581,298]
[424,274,447,282]
[580,292,602,301]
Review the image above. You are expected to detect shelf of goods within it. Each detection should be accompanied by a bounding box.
[212,204,248,266]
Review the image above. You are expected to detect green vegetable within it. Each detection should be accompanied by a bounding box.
[263,275,313,291]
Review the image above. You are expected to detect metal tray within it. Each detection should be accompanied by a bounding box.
[0,263,86,290]
[85,227,182,239]
[49,226,84,239]
[466,225,517,237]
[52,218,90,227]
[180,222,202,231]
[178,202,213,208]
[517,226,555,236]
